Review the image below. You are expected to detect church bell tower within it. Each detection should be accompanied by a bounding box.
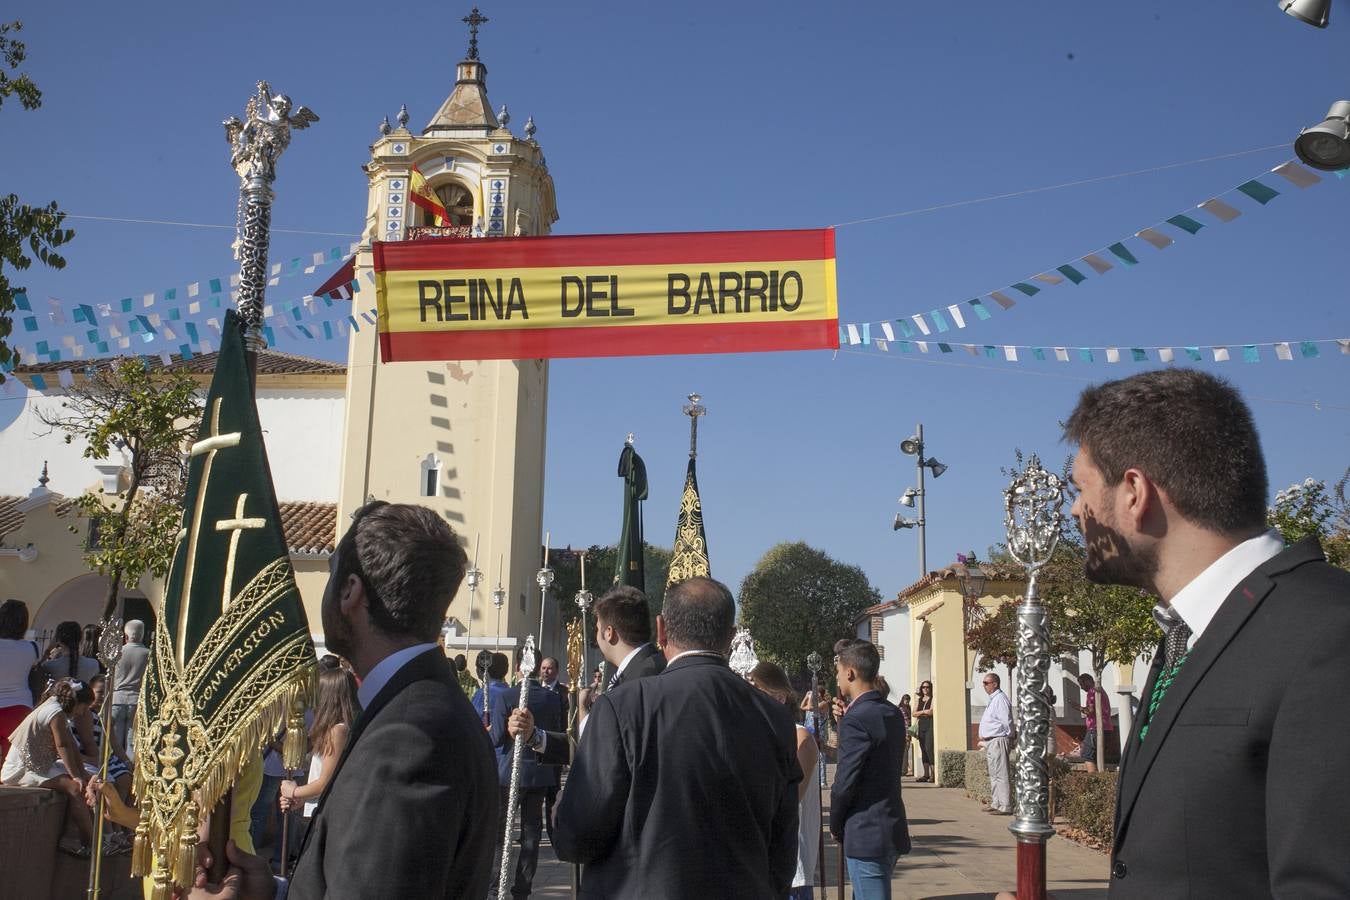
[338,8,559,660]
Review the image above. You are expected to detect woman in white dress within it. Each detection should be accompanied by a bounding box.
[2,678,97,855]
[751,661,821,900]
[279,666,361,824]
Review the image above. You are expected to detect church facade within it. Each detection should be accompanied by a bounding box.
[1,33,563,664]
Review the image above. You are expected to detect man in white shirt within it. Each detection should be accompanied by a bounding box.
[1063,368,1350,898]
[977,673,1014,815]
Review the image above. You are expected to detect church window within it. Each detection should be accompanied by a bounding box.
[420,453,442,497]
[417,182,475,227]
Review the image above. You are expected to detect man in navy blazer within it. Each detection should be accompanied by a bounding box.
[830,638,910,899]
[491,668,563,898]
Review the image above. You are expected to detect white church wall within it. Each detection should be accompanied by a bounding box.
[876,606,911,702]
[0,386,342,502]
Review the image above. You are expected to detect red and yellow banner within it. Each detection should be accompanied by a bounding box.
[371,228,838,361]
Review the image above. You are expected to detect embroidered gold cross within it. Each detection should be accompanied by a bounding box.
[176,398,242,663]
[216,493,266,611]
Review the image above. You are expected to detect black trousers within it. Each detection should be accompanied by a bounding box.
[495,786,546,898]
[543,784,559,842]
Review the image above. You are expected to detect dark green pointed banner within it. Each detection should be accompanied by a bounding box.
[667,458,710,586]
[615,442,647,589]
[134,309,314,898]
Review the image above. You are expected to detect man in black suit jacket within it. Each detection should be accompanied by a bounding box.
[553,577,801,899]
[536,655,568,843]
[490,670,563,898]
[1062,369,1350,897]
[830,638,910,896]
[189,502,499,899]
[594,584,665,692]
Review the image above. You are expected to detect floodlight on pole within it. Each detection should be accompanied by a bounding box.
[1278,0,1330,28]
[1294,100,1350,170]
[895,423,945,576]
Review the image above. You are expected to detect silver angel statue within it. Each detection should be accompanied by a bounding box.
[223,81,318,184]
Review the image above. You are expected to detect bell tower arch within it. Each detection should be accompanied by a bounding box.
[338,16,559,660]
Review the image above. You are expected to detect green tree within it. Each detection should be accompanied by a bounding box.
[549,542,672,645]
[1268,472,1350,569]
[38,358,202,618]
[738,541,881,684]
[0,22,74,377]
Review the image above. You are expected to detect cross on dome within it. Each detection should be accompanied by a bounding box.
[463,7,489,60]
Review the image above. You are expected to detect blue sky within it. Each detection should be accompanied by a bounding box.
[3,2,1347,601]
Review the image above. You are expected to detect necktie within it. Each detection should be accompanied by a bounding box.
[607,670,620,691]
[1139,618,1191,742]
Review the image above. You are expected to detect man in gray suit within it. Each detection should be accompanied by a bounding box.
[190,502,499,899]
[1064,369,1350,897]
[110,619,150,759]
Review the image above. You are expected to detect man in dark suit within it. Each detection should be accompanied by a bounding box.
[553,577,801,899]
[1062,369,1350,897]
[490,664,563,898]
[594,584,665,691]
[189,502,499,899]
[536,655,568,841]
[830,638,910,899]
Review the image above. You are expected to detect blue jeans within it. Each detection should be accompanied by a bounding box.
[846,854,896,900]
[787,887,815,900]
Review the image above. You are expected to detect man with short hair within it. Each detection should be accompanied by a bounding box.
[1063,369,1350,896]
[536,655,567,841]
[190,501,499,899]
[593,585,664,690]
[977,672,1013,815]
[831,638,910,900]
[111,619,149,759]
[554,577,800,899]
[1070,673,1110,769]
[472,652,510,730]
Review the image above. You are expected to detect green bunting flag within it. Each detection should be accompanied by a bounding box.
[666,458,711,587]
[133,309,315,899]
[615,441,648,588]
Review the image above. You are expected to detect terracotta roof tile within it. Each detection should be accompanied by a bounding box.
[280,501,336,555]
[15,349,344,378]
[0,495,79,543]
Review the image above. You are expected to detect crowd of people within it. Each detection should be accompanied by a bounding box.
[3,368,1349,898]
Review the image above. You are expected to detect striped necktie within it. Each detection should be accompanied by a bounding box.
[607,670,620,691]
[1139,610,1191,742]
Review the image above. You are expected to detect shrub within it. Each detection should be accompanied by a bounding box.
[938,750,966,788]
[1056,770,1117,846]
[964,750,991,801]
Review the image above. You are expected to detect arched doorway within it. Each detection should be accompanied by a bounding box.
[917,621,933,685]
[32,574,151,644]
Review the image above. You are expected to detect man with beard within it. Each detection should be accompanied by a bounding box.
[1064,369,1350,898]
[190,501,499,899]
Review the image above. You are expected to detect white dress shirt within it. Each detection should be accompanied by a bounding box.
[979,688,1014,739]
[1167,530,1284,649]
[357,643,438,708]
[612,643,652,682]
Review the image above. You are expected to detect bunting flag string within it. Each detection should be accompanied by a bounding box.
[858,336,1348,364]
[838,160,1346,345]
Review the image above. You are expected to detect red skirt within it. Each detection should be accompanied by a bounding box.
[0,704,33,759]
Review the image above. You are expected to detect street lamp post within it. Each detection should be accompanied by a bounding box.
[896,423,948,577]
[1002,454,1068,900]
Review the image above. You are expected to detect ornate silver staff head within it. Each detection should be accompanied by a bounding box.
[574,589,593,613]
[806,651,823,675]
[466,562,483,594]
[535,565,555,593]
[97,618,125,671]
[519,634,537,681]
[1003,453,1066,573]
[728,627,758,679]
[492,583,507,610]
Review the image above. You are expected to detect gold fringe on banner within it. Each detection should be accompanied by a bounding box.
[132,559,315,895]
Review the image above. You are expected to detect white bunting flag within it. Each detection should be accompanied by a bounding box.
[188,282,200,297]
[271,262,282,277]
[72,346,84,359]
[1271,162,1321,189]
[1054,347,1070,363]
[1274,342,1293,361]
[268,277,280,287]
[1198,198,1242,222]
[1106,347,1121,363]
[1081,254,1113,275]
[117,337,131,350]
[230,274,241,287]
[1033,271,1064,286]
[1212,347,1230,362]
[911,315,931,336]
[148,313,161,327]
[1136,228,1173,250]
[159,352,173,367]
[189,301,201,315]
[61,334,76,349]
[947,305,966,329]
[962,344,978,356]
[1338,340,1350,356]
[57,368,74,388]
[846,324,861,345]
[1159,348,1175,362]
[1004,346,1018,362]
[313,251,326,265]
[881,322,895,342]
[875,339,888,352]
[915,341,929,353]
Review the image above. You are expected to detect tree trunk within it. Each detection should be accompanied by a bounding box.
[1092,663,1107,772]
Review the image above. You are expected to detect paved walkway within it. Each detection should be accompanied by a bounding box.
[522,775,1109,899]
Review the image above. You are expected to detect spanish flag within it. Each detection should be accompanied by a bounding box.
[409,164,451,226]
